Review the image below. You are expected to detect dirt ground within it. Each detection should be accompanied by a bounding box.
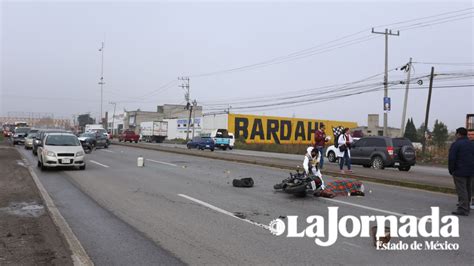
[0,141,72,265]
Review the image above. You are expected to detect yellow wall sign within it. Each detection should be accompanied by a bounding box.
[228,113,358,144]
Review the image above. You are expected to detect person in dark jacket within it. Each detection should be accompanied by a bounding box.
[448,127,474,216]
[314,124,330,169]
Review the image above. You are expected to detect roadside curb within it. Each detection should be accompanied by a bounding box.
[18,151,94,266]
[113,141,455,194]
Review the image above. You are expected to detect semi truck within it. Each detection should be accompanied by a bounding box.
[140,121,168,143]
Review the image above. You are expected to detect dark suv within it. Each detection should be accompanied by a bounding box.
[11,127,31,145]
[350,137,416,171]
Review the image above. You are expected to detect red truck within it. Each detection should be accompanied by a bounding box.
[118,130,140,143]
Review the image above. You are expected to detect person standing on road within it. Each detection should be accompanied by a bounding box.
[337,128,353,174]
[448,127,474,216]
[314,124,330,169]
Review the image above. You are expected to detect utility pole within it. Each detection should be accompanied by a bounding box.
[422,67,435,155]
[178,77,191,140]
[192,100,197,139]
[98,41,105,126]
[400,57,412,137]
[372,28,400,136]
[109,101,117,136]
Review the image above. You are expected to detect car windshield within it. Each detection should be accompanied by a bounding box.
[26,133,37,139]
[80,133,95,138]
[15,128,30,133]
[45,135,80,146]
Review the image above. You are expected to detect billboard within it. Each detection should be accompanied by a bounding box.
[228,114,358,145]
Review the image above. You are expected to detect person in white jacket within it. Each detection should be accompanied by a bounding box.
[337,128,354,174]
[303,147,325,190]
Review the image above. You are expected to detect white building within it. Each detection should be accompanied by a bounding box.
[107,112,125,135]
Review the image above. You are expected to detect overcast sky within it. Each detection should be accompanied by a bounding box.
[1,0,473,131]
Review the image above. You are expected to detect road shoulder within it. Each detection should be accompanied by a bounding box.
[0,142,91,265]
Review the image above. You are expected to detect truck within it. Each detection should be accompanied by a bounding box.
[140,121,168,143]
[85,124,104,132]
[201,128,231,150]
[118,130,140,143]
[467,114,474,141]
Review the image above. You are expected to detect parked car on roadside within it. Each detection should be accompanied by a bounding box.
[78,132,108,148]
[349,136,416,171]
[326,137,360,163]
[37,133,86,170]
[186,136,215,151]
[11,127,31,145]
[119,130,140,143]
[228,133,235,150]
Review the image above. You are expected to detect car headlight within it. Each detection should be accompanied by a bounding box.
[46,151,56,157]
[76,151,84,156]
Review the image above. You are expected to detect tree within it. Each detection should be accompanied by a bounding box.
[432,120,448,148]
[77,114,95,128]
[403,118,418,142]
[417,122,427,142]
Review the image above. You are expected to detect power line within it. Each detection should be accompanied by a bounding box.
[201,68,401,106]
[203,80,474,113]
[413,62,474,66]
[186,7,473,78]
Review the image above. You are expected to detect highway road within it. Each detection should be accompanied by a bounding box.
[17,145,473,265]
[141,142,454,188]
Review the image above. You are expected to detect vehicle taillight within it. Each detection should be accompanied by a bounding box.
[387,146,394,157]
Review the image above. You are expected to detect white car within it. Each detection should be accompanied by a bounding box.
[37,133,86,170]
[228,133,235,150]
[325,137,360,163]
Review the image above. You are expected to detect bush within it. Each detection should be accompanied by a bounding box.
[164,138,188,144]
[416,145,450,166]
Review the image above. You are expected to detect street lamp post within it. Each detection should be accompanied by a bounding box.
[109,101,117,136]
[98,42,105,125]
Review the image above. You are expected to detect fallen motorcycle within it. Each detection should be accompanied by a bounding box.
[274,167,322,197]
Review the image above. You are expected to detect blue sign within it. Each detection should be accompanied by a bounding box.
[383,97,391,112]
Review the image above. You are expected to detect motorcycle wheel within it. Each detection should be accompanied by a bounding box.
[283,183,307,195]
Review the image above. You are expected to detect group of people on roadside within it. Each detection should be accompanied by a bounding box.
[302,125,360,197]
[304,125,474,216]
[312,125,353,174]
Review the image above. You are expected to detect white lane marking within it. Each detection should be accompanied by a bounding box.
[178,194,269,230]
[146,159,177,167]
[321,198,414,218]
[100,149,115,153]
[89,160,110,168]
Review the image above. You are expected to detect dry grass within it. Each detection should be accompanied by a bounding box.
[234,141,309,155]
[416,145,449,166]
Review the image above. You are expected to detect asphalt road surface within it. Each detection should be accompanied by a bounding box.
[17,145,473,265]
[148,142,454,188]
